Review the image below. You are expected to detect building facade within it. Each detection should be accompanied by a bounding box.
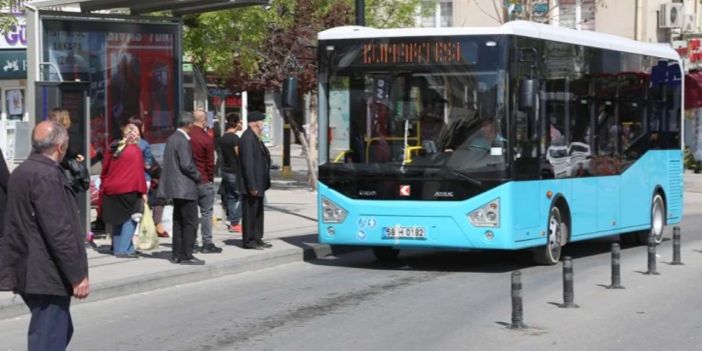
[420,0,702,159]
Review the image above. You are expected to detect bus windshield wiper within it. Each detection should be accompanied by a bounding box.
[405,164,482,187]
[445,168,482,187]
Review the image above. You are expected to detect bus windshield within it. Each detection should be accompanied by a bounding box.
[320,36,510,181]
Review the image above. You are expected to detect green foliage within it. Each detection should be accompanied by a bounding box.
[685,147,700,172]
[183,0,429,92]
[0,0,22,34]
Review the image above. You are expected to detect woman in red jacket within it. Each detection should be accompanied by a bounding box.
[100,124,147,258]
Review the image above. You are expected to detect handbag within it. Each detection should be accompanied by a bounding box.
[136,204,159,250]
[66,158,90,192]
[147,159,161,179]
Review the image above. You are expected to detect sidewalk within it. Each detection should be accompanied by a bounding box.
[685,170,702,193]
[0,144,343,320]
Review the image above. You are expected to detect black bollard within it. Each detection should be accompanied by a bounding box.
[560,256,578,308]
[607,242,625,289]
[672,226,683,265]
[644,233,660,275]
[509,271,526,329]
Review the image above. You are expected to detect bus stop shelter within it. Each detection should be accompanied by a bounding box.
[24,0,268,236]
[26,0,269,125]
[28,0,269,15]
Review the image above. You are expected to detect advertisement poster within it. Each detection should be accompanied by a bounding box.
[44,21,179,159]
[329,77,350,155]
[106,32,176,144]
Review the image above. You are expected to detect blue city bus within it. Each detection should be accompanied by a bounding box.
[316,21,683,265]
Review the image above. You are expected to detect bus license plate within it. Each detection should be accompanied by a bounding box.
[383,226,426,239]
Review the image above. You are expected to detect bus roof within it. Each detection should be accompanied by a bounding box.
[318,21,680,61]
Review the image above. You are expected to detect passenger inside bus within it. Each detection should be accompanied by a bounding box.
[434,111,478,152]
[419,90,447,144]
[466,118,503,151]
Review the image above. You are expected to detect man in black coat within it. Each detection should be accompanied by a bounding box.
[0,121,89,351]
[238,111,272,249]
[157,112,205,265]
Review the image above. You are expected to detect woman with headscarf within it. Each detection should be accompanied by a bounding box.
[100,124,147,258]
[126,116,168,238]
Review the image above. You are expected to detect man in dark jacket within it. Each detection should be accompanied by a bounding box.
[157,112,205,265]
[238,111,272,249]
[0,121,89,351]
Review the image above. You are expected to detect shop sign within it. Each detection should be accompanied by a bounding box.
[0,50,26,79]
[688,39,702,63]
[674,39,702,69]
[0,17,26,49]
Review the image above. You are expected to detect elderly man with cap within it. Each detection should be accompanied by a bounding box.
[238,110,272,249]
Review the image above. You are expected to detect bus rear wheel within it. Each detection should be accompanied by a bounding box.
[372,247,400,261]
[533,206,567,265]
[636,193,666,245]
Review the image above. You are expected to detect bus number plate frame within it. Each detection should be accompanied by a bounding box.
[383,226,427,239]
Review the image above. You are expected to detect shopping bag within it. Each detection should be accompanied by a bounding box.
[137,204,159,250]
[161,204,174,236]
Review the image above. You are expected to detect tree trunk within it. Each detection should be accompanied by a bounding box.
[273,96,318,191]
[307,92,318,190]
[286,113,318,191]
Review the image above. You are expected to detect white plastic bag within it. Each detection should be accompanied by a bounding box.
[161,204,174,237]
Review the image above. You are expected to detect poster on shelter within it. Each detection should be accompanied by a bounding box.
[106,32,176,144]
[44,20,179,156]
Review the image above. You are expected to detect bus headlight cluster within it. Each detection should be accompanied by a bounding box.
[467,198,500,227]
[322,197,348,224]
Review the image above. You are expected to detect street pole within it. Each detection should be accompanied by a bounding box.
[281,122,293,178]
[356,0,365,26]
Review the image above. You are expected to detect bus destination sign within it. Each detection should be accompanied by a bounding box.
[361,41,470,66]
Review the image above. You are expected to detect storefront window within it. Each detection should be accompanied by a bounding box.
[5,88,24,120]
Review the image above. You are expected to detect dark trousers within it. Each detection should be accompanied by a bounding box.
[242,195,264,246]
[21,294,73,351]
[172,198,198,260]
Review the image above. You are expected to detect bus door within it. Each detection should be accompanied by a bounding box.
[593,99,620,232]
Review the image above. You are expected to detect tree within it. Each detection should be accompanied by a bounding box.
[183,0,436,189]
[184,0,430,80]
[0,0,23,33]
[256,0,353,189]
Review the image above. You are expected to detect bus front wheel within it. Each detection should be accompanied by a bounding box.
[372,247,400,261]
[533,206,567,265]
[636,193,666,245]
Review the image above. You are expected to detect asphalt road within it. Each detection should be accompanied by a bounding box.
[2,194,702,351]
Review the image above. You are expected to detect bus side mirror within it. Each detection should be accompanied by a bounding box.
[519,78,536,111]
[282,77,298,110]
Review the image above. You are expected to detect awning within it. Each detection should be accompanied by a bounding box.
[27,0,270,15]
[686,71,702,109]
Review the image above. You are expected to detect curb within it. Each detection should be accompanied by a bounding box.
[0,241,363,320]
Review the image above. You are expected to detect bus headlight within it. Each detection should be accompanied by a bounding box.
[467,198,500,227]
[322,197,348,224]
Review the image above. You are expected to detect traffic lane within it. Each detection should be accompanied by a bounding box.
[234,218,702,350]
[218,192,702,350]
[0,225,696,351]
[0,250,454,351]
